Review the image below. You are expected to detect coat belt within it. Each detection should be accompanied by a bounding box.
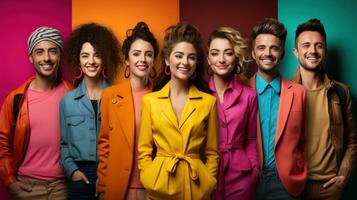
[157,152,200,180]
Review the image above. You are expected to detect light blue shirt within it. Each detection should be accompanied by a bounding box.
[60,79,109,178]
[256,74,280,169]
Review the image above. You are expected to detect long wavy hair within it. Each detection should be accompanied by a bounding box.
[153,23,209,93]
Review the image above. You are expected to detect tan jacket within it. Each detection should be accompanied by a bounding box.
[291,68,357,180]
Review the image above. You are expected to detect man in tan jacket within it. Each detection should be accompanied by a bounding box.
[291,18,357,200]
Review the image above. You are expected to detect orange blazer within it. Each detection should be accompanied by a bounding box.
[97,80,135,200]
[248,74,307,197]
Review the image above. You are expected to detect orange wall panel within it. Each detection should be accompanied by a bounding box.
[72,0,179,81]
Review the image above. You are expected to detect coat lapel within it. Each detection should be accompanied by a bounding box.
[158,83,179,129]
[112,81,135,151]
[179,86,201,129]
[275,79,293,146]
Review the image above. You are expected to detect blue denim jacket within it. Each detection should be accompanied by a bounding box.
[60,79,109,178]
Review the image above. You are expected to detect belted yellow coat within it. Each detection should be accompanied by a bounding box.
[138,82,219,200]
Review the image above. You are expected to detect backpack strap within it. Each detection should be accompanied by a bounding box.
[12,94,23,130]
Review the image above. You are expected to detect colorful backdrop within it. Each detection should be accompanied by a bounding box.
[1,0,356,199]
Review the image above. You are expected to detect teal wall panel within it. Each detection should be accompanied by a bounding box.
[278,1,357,199]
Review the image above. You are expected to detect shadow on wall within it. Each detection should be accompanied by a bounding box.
[325,46,357,122]
[326,45,357,200]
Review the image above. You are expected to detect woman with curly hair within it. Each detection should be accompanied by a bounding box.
[97,21,158,200]
[138,23,219,199]
[207,27,259,200]
[59,23,120,200]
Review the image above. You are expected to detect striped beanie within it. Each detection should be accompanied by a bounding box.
[27,26,63,55]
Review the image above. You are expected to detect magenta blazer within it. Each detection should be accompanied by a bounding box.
[209,76,259,200]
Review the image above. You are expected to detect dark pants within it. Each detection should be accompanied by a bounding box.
[255,169,300,200]
[67,161,97,200]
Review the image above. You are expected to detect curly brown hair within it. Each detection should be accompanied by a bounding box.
[64,23,121,86]
[153,23,209,93]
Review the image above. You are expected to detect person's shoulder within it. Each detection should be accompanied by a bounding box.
[241,84,257,97]
[282,78,306,93]
[4,79,33,99]
[333,80,350,91]
[103,80,131,96]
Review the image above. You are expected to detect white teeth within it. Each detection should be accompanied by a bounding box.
[41,64,53,70]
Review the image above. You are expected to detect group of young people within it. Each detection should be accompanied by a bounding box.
[0,17,355,200]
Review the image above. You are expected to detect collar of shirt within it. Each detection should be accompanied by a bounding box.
[209,75,242,95]
[256,73,281,95]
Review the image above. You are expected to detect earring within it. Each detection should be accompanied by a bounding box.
[164,65,171,75]
[102,69,108,79]
[75,68,83,79]
[235,64,242,74]
[124,66,130,79]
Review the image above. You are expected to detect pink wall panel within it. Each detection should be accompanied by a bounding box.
[0,0,72,105]
[0,0,72,198]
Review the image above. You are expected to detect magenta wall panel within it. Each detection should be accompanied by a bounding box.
[0,0,72,105]
[0,0,71,198]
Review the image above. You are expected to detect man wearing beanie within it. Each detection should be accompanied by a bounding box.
[0,26,71,199]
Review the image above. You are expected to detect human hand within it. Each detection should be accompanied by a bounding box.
[323,176,346,188]
[71,170,89,184]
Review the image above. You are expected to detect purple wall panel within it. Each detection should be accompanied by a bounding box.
[180,0,277,76]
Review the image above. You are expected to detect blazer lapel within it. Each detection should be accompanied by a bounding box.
[275,79,293,146]
[112,81,135,151]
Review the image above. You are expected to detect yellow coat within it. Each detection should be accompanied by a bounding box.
[138,82,219,200]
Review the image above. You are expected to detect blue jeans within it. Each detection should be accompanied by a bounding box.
[67,161,97,200]
[255,169,300,200]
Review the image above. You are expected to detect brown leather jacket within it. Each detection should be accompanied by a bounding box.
[291,68,357,181]
[0,77,71,186]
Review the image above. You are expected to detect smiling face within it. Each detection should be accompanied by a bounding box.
[29,40,60,79]
[294,31,326,72]
[252,34,284,75]
[125,39,154,79]
[166,41,197,82]
[79,42,102,80]
[208,38,236,77]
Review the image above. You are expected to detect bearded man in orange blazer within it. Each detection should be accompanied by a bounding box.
[247,18,307,200]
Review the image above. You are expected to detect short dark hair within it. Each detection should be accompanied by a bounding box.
[252,18,287,47]
[295,18,326,46]
[65,23,121,86]
[122,21,159,60]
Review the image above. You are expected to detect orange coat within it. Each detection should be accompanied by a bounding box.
[97,80,137,200]
[247,75,307,196]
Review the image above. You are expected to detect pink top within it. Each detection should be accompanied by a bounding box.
[209,76,259,199]
[18,84,65,180]
[129,87,151,188]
